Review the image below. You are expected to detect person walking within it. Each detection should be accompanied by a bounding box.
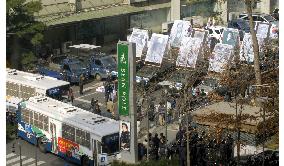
[152,133,160,160]
[90,98,96,112]
[106,98,114,115]
[67,88,74,104]
[79,74,84,95]
[94,100,101,115]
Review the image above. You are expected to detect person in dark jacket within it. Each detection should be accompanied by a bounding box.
[120,123,130,151]
[152,133,160,160]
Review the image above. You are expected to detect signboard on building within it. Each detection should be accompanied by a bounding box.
[117,43,130,116]
[145,33,169,64]
[169,20,192,47]
[208,43,234,72]
[128,28,149,58]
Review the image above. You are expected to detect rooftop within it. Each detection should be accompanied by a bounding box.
[6,68,70,90]
[25,96,119,137]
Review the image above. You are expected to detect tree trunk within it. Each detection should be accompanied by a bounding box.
[245,0,262,85]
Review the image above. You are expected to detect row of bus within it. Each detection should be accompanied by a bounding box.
[6,68,120,166]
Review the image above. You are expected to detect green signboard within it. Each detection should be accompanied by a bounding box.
[118,43,129,116]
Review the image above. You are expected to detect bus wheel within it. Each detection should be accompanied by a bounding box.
[38,138,47,153]
[95,74,101,81]
[81,155,90,166]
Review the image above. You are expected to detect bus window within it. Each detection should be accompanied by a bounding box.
[101,133,119,155]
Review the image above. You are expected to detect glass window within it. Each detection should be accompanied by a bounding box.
[29,111,34,125]
[95,60,102,66]
[101,133,119,154]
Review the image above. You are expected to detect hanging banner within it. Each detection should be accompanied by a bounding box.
[176,37,202,68]
[208,43,234,73]
[145,33,169,64]
[117,43,129,116]
[256,22,271,39]
[120,121,131,151]
[240,33,265,63]
[169,20,192,47]
[222,28,240,47]
[128,28,149,58]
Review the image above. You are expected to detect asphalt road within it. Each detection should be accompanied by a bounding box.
[6,79,105,166]
[6,78,180,165]
[6,138,77,166]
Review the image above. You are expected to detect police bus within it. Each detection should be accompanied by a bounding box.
[17,96,120,166]
[6,68,70,101]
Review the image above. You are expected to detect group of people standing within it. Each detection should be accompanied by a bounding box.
[139,132,167,161]
[175,126,234,166]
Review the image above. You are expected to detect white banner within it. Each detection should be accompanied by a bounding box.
[145,33,169,64]
[208,43,234,73]
[240,33,265,63]
[128,28,149,58]
[169,20,192,47]
[176,37,202,68]
[256,23,270,39]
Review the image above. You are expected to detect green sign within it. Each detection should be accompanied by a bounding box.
[118,43,129,116]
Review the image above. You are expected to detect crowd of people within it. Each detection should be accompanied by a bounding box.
[137,126,235,166]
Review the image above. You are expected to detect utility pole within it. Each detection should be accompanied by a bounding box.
[35,132,38,166]
[146,96,150,161]
[186,110,190,166]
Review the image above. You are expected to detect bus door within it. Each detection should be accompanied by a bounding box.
[50,122,58,153]
[92,139,101,166]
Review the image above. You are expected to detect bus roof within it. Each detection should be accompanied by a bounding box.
[6,68,70,90]
[24,96,119,137]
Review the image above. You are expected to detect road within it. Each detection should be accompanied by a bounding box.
[6,79,105,166]
[6,138,77,166]
[6,78,180,165]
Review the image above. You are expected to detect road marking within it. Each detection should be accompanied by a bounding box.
[6,153,16,159]
[75,82,104,94]
[76,91,99,99]
[27,161,46,166]
[75,98,103,106]
[11,158,35,166]
[6,156,26,165]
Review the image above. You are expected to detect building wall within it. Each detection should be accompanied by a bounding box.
[130,8,169,33]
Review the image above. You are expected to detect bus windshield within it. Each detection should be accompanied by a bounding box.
[46,84,70,100]
[101,133,119,155]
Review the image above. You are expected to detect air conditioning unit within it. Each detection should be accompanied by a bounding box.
[30,96,48,103]
[59,106,77,114]
[62,41,72,53]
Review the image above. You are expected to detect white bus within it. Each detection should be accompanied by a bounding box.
[17,96,120,166]
[6,68,70,101]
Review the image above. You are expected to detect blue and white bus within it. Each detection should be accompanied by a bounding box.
[17,96,120,166]
[6,68,70,101]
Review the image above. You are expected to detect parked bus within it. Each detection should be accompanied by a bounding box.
[6,68,70,101]
[17,96,120,166]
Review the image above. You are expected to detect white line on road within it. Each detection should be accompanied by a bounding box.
[76,91,99,99]
[11,158,35,166]
[27,161,46,166]
[75,98,103,106]
[6,153,16,159]
[6,156,26,165]
[75,82,104,94]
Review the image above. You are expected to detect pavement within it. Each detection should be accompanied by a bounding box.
[6,138,77,166]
